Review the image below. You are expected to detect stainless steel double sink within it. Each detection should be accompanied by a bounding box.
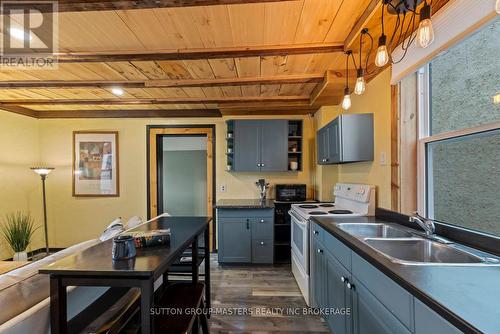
[337,223,499,266]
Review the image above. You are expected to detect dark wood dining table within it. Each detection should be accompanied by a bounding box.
[39,216,211,334]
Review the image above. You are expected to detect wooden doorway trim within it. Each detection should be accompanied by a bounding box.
[147,125,215,251]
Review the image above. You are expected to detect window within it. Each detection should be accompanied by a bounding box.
[418,19,500,237]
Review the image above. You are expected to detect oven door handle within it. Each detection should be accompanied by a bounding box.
[288,210,307,225]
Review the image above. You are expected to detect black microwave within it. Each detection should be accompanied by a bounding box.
[275,184,306,202]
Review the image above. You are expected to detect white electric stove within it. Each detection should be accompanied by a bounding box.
[289,183,375,305]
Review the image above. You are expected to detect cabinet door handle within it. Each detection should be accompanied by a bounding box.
[260,241,265,245]
[257,163,261,167]
[347,282,355,290]
[341,276,347,283]
[317,249,323,254]
[260,219,265,223]
[313,230,319,235]
[261,163,265,167]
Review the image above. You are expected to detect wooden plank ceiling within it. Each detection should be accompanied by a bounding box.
[0,0,447,118]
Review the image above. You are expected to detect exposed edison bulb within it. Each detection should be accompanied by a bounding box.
[375,35,389,67]
[375,45,389,67]
[354,75,366,95]
[417,19,434,48]
[417,4,435,48]
[342,88,351,110]
[496,0,500,14]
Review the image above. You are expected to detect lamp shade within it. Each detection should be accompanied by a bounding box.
[30,167,54,176]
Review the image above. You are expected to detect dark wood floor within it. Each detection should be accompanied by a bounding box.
[208,255,329,333]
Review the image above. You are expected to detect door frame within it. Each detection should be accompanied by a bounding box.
[146,125,216,251]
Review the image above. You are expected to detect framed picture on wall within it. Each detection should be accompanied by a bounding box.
[73,131,119,197]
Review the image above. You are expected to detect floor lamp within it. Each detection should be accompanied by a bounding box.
[31,167,54,255]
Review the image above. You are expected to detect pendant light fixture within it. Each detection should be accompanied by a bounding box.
[354,28,372,95]
[375,2,390,67]
[496,0,500,14]
[416,1,435,48]
[342,51,352,111]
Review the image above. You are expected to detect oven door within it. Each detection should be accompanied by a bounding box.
[290,210,309,274]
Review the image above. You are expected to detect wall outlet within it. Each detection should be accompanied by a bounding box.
[220,184,227,192]
[380,151,387,166]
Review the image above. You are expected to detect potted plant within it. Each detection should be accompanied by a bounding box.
[1,212,38,261]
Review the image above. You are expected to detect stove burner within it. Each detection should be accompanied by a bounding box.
[329,210,353,215]
[309,211,327,215]
[319,203,335,208]
[299,204,319,209]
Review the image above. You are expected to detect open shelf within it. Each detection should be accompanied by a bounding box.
[287,120,303,171]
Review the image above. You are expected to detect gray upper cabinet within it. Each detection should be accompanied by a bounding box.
[232,119,288,172]
[317,127,328,164]
[234,120,261,172]
[260,120,288,172]
[317,113,374,165]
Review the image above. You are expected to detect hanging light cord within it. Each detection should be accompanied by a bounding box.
[381,2,385,36]
[345,52,349,90]
[364,31,374,74]
[349,51,358,71]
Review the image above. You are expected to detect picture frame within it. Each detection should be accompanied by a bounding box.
[73,131,119,197]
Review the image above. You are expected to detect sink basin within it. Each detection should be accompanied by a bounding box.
[365,238,485,264]
[337,223,413,238]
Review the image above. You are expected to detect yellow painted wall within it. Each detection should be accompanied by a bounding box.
[0,69,391,253]
[37,115,316,248]
[0,111,44,259]
[314,68,392,208]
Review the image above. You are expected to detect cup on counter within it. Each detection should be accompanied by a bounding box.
[227,133,233,139]
[226,165,232,171]
[112,235,136,260]
[290,161,299,171]
[227,148,233,154]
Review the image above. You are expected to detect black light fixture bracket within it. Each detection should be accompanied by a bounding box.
[387,0,425,14]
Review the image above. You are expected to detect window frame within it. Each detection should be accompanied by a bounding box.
[416,65,500,218]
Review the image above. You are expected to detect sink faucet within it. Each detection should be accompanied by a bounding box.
[409,212,436,236]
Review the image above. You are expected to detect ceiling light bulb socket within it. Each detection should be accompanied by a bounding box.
[420,3,431,21]
[378,34,387,47]
[361,28,369,34]
[357,68,365,78]
[344,87,350,95]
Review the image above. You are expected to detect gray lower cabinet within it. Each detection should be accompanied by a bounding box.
[218,217,252,263]
[325,251,351,334]
[217,209,273,264]
[414,299,462,334]
[233,120,288,172]
[351,276,412,334]
[310,223,463,334]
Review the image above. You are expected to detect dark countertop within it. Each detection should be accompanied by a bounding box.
[312,215,500,334]
[39,217,210,279]
[215,199,275,209]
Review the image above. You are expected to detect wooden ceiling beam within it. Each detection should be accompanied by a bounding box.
[0,74,324,89]
[24,0,295,12]
[0,105,38,118]
[53,43,344,63]
[344,0,381,51]
[1,96,310,105]
[221,109,316,116]
[35,109,222,118]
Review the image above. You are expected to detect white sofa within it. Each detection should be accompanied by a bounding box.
[0,214,167,333]
[0,239,108,334]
